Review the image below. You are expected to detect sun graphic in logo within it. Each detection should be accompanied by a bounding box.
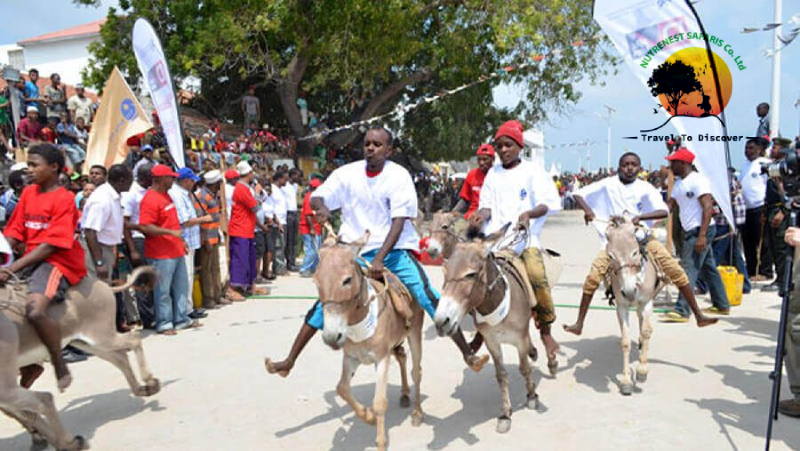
[647,47,732,117]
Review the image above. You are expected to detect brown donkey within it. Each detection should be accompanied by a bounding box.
[0,266,160,451]
[315,234,424,451]
[434,228,539,434]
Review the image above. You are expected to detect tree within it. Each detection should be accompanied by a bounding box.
[76,0,614,157]
[646,60,701,115]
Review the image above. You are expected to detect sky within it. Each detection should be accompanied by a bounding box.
[0,0,797,173]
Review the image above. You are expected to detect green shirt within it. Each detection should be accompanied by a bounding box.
[0,95,8,125]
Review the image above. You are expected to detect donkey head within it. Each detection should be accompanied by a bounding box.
[426,211,461,260]
[605,216,642,301]
[434,224,509,337]
[315,232,370,350]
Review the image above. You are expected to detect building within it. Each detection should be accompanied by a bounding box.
[7,19,105,85]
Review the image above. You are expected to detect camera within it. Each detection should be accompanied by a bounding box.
[761,150,800,197]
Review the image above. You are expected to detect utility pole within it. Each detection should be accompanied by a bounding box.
[602,104,616,170]
[770,0,782,138]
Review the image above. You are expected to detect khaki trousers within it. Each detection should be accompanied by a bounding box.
[198,243,221,308]
[522,247,556,325]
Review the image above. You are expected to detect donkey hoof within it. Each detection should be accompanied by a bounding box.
[411,410,424,427]
[399,394,410,408]
[145,378,161,396]
[547,359,558,377]
[31,435,48,451]
[60,434,89,451]
[363,408,377,425]
[636,371,648,383]
[620,384,633,396]
[496,416,512,434]
[526,394,539,410]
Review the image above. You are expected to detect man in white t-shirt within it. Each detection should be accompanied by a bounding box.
[469,120,563,367]
[283,168,302,271]
[271,171,289,275]
[265,126,489,377]
[121,163,154,327]
[564,152,716,335]
[663,148,730,322]
[738,137,771,280]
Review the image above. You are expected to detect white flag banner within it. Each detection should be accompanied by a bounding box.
[132,18,185,167]
[593,0,733,226]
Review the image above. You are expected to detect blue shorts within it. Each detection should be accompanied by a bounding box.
[305,249,438,330]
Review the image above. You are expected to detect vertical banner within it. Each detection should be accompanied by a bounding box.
[132,18,185,167]
[84,67,152,169]
[593,0,733,225]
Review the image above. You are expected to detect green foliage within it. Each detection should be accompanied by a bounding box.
[646,60,702,115]
[75,0,615,159]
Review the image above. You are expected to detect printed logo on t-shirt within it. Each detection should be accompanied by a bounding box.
[24,214,52,230]
[751,172,759,178]
[636,202,643,211]
[686,191,695,199]
[519,189,527,200]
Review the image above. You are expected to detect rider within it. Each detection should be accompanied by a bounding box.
[453,144,495,219]
[0,143,87,391]
[563,152,717,335]
[265,126,489,376]
[468,120,563,366]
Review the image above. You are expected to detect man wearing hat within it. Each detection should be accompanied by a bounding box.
[134,145,156,182]
[454,144,495,219]
[170,167,213,319]
[469,119,563,370]
[138,164,200,335]
[663,148,730,322]
[17,106,43,148]
[229,161,268,297]
[197,169,228,309]
[298,178,323,277]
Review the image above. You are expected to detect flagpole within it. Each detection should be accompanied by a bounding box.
[770,0,782,138]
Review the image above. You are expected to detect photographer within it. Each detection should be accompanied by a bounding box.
[780,226,800,417]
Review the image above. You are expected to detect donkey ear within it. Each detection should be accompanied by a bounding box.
[347,230,370,255]
[322,234,338,248]
[482,222,511,245]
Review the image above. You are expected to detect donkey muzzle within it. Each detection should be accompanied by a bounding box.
[426,239,443,259]
[433,296,463,337]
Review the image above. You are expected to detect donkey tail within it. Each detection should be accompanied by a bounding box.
[111,266,157,293]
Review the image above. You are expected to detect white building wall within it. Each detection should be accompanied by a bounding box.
[20,36,98,85]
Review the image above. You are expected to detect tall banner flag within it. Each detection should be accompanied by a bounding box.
[593,0,734,225]
[84,67,152,170]
[132,18,185,167]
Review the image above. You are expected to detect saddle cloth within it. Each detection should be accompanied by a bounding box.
[366,271,416,323]
[491,249,537,309]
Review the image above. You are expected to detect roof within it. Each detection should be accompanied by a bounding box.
[18,19,106,46]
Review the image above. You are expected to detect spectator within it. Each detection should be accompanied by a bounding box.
[133,145,155,181]
[23,69,43,112]
[229,161,268,297]
[17,106,42,147]
[756,102,770,137]
[89,165,107,186]
[169,167,212,320]
[56,112,86,168]
[196,170,229,308]
[298,178,322,277]
[270,170,289,275]
[81,164,133,331]
[44,73,66,122]
[2,169,27,219]
[763,139,795,293]
[74,117,89,147]
[138,164,201,335]
[67,84,94,125]
[253,176,271,284]
[283,168,302,271]
[121,163,154,328]
[241,86,260,131]
[260,180,278,281]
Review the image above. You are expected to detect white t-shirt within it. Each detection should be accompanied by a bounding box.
[738,157,769,209]
[82,182,124,246]
[121,182,148,239]
[224,183,235,220]
[313,160,419,254]
[283,182,299,212]
[478,160,561,249]
[271,184,288,225]
[672,171,714,232]
[575,176,668,246]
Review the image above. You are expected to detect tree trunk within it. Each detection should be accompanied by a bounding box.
[275,47,312,155]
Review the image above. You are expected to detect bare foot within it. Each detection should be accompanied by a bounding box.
[465,354,489,372]
[56,373,72,393]
[542,333,560,361]
[696,316,718,328]
[265,358,292,378]
[562,322,583,336]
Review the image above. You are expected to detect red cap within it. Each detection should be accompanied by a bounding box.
[309,178,322,188]
[665,147,695,164]
[151,164,178,178]
[476,144,495,157]
[494,120,524,147]
[224,169,240,180]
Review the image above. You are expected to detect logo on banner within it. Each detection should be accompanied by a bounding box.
[626,16,690,59]
[147,61,169,91]
[120,99,137,121]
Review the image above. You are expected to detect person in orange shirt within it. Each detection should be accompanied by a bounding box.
[1,143,87,391]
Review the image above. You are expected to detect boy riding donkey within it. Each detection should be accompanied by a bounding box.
[265,126,489,377]
[468,120,563,373]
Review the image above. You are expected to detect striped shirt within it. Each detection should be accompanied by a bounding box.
[197,187,221,245]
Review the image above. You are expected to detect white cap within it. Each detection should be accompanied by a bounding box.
[10,162,27,172]
[236,161,253,176]
[203,169,221,184]
[26,106,37,113]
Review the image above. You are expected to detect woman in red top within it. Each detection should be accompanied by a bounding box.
[1,144,87,391]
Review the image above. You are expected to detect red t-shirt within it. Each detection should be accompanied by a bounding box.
[459,167,487,219]
[4,185,87,284]
[298,191,321,235]
[40,127,56,143]
[139,189,185,259]
[17,118,42,141]
[229,183,257,239]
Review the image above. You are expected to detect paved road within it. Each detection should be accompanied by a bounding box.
[2,211,799,450]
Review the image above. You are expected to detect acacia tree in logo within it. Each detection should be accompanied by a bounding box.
[646,59,702,115]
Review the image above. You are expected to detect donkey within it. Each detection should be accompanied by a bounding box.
[605,216,665,396]
[316,234,424,451]
[1,266,160,451]
[433,227,539,434]
[425,211,463,261]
